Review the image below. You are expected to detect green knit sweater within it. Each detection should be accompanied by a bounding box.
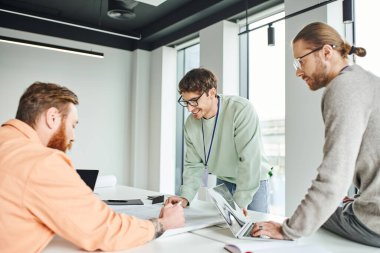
[180,95,271,208]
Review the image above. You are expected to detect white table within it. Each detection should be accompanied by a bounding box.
[191,214,380,253]
[43,185,380,253]
[44,231,226,253]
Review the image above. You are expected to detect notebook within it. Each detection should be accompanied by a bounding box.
[208,184,271,240]
[76,169,99,191]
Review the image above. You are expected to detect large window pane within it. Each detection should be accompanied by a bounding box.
[175,43,200,195]
[355,0,380,76]
[247,12,285,216]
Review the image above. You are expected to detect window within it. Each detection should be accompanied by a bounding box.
[242,11,285,215]
[355,0,380,76]
[175,43,200,194]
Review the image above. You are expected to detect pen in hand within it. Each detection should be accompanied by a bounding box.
[159,200,182,218]
[166,201,182,207]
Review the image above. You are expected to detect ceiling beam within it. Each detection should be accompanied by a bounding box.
[139,0,223,40]
[0,10,135,50]
[139,0,277,50]
[0,0,283,51]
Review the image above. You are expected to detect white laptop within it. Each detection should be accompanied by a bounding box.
[208,184,270,240]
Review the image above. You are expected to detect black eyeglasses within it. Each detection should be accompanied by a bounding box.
[293,46,324,70]
[293,44,337,70]
[177,92,205,107]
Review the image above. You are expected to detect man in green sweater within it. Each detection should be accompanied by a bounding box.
[167,68,272,213]
[252,22,380,247]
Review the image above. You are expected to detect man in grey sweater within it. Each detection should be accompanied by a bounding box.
[251,22,380,247]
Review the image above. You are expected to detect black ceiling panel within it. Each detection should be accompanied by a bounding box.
[0,0,283,51]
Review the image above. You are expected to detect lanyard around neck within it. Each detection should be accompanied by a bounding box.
[201,96,220,168]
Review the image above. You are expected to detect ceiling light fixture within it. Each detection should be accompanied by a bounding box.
[136,0,167,6]
[108,0,138,20]
[342,0,354,24]
[267,23,275,46]
[0,35,104,58]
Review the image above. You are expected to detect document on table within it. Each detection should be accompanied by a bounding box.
[110,202,224,237]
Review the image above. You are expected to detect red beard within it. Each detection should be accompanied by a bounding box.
[305,55,333,91]
[47,122,71,152]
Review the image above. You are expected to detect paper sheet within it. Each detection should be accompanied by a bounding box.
[111,203,224,237]
[95,175,117,188]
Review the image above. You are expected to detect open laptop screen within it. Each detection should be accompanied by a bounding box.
[208,184,248,236]
[76,169,99,191]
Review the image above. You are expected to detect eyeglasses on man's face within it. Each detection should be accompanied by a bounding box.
[293,45,324,71]
[177,92,205,107]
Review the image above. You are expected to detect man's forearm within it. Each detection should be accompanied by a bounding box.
[149,218,164,238]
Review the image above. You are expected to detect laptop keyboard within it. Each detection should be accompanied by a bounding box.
[243,223,255,237]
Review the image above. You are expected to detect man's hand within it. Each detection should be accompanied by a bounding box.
[242,208,248,217]
[158,202,185,232]
[165,196,189,208]
[342,196,354,203]
[251,221,285,240]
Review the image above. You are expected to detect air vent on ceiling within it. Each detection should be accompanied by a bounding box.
[107,0,139,20]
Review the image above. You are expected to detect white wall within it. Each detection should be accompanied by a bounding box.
[0,28,133,184]
[200,20,239,95]
[129,49,151,188]
[284,0,343,216]
[149,46,177,194]
[0,28,179,194]
[128,46,177,194]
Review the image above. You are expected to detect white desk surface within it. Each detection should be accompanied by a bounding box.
[192,217,380,253]
[190,201,380,253]
[44,231,225,253]
[43,185,380,253]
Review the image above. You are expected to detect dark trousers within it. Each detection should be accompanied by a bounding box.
[323,202,380,247]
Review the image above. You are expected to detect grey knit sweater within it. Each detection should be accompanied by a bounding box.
[283,64,380,239]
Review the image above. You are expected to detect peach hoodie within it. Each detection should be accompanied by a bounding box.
[0,119,155,253]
